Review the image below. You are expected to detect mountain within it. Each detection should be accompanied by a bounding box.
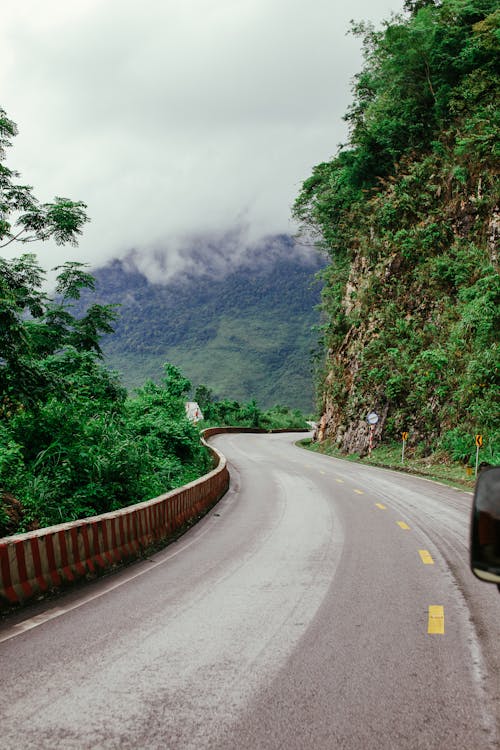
[82,236,325,412]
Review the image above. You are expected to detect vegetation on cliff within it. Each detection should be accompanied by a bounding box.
[294,0,499,464]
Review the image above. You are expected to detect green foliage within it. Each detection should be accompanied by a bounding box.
[0,109,89,249]
[440,427,500,465]
[0,108,311,537]
[294,0,499,254]
[0,254,119,407]
[195,384,309,430]
[0,108,212,536]
[0,256,212,531]
[294,0,499,457]
[1,367,211,532]
[261,404,310,430]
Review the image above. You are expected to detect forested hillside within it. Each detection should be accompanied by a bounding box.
[82,239,324,412]
[294,0,499,463]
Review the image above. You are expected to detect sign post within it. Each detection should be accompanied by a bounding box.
[366,412,379,456]
[401,432,408,464]
[474,434,483,477]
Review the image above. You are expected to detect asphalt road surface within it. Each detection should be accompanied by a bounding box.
[1,432,499,749]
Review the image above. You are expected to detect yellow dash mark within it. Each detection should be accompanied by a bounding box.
[375,503,386,510]
[428,605,445,634]
[320,470,326,475]
[354,489,364,495]
[419,550,434,565]
[397,521,410,530]
[335,478,344,484]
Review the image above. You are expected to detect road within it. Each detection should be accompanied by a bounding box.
[1,432,499,749]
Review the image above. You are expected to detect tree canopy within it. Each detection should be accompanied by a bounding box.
[0,108,89,249]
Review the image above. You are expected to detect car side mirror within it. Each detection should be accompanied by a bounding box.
[470,465,500,590]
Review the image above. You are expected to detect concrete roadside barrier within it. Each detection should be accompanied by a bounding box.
[0,428,308,610]
[0,432,228,610]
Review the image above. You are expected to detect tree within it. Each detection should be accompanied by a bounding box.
[0,254,118,407]
[0,109,89,249]
[0,108,118,407]
[404,0,440,15]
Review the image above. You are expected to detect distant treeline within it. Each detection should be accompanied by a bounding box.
[193,384,309,430]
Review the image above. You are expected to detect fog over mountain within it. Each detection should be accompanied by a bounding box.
[81,234,326,411]
[121,227,318,283]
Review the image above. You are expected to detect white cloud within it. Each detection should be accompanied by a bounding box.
[1,0,404,275]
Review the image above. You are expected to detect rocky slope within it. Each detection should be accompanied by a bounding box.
[295,0,499,463]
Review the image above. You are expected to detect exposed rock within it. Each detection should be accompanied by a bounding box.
[487,207,499,269]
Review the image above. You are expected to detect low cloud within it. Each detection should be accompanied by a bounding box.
[1,0,404,276]
[122,228,323,284]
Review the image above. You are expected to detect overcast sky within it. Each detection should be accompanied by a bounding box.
[1,0,404,279]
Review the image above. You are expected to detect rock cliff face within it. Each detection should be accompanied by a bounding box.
[296,1,499,461]
[318,180,499,456]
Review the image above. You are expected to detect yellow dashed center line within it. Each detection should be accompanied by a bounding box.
[354,489,364,495]
[335,478,344,483]
[397,521,410,530]
[419,550,434,565]
[375,503,386,510]
[428,605,444,634]
[320,470,326,475]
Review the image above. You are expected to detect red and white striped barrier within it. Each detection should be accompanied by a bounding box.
[0,434,229,610]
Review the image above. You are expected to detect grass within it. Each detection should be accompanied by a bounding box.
[298,439,479,491]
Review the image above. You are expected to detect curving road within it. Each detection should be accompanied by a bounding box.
[1,432,499,749]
